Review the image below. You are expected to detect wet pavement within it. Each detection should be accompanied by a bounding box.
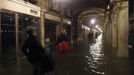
[0,34,134,75]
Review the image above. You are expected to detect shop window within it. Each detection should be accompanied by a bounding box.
[18,14,39,47]
[45,20,57,46]
[0,12,16,63]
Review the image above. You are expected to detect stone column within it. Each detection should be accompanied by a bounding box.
[105,14,110,44]
[109,22,112,45]
[117,1,128,57]
[60,4,64,33]
[39,12,45,47]
[103,18,107,42]
[112,10,118,48]
[106,20,110,44]
[38,0,45,47]
[15,13,19,61]
[15,13,20,69]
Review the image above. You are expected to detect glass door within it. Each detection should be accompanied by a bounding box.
[45,20,57,49]
[1,12,16,63]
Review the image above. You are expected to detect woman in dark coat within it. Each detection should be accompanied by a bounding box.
[21,28,45,75]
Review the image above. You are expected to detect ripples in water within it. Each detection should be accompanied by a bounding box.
[84,34,105,75]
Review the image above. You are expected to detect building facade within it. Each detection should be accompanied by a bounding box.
[0,0,72,66]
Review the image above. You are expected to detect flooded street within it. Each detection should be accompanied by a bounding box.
[84,34,105,75]
[0,34,134,75]
[53,34,134,75]
[0,0,132,75]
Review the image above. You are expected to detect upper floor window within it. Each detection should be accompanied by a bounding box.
[48,0,60,12]
[23,0,38,5]
[64,7,72,18]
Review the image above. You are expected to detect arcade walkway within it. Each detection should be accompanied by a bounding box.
[0,34,134,75]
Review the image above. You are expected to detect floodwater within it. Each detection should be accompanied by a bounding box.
[0,34,134,75]
[54,34,134,75]
[84,34,105,75]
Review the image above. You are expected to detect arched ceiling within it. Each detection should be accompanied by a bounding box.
[77,8,105,30]
[68,0,110,32]
[70,0,110,16]
[69,0,110,23]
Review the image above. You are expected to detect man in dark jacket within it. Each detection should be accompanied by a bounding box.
[21,28,45,75]
[56,33,68,44]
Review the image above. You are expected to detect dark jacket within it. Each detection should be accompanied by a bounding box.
[21,35,44,64]
[56,34,68,44]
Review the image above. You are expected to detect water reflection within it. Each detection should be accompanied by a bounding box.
[85,34,105,75]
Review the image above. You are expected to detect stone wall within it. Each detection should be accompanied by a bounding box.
[105,1,128,57]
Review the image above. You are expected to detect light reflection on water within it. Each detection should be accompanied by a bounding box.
[84,34,105,75]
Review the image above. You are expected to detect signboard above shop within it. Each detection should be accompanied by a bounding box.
[0,0,40,17]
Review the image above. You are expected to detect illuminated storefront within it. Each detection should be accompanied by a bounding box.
[0,0,71,64]
[0,0,40,63]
